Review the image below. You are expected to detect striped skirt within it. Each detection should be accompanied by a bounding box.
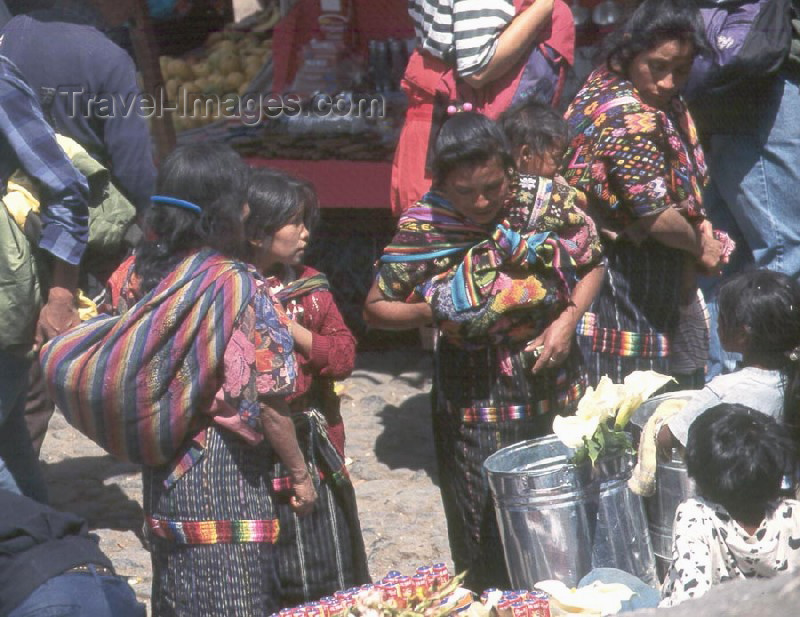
[432,338,584,594]
[577,240,686,386]
[273,411,370,607]
[144,427,281,617]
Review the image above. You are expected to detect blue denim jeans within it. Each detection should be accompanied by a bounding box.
[8,569,146,617]
[707,74,800,277]
[0,350,48,502]
[700,73,800,379]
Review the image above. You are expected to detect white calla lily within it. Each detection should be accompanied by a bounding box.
[615,371,675,428]
[575,376,625,423]
[553,414,600,450]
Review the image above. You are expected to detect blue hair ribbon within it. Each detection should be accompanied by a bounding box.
[151,195,203,215]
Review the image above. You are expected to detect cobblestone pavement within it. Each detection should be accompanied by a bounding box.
[39,350,453,610]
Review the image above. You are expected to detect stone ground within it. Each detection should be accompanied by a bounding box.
[39,349,452,611]
[33,347,800,616]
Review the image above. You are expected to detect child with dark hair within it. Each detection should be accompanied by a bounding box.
[498,100,606,375]
[245,168,369,606]
[660,403,800,607]
[662,269,800,448]
[500,98,569,178]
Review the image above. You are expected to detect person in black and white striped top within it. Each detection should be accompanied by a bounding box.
[406,0,556,86]
[392,1,569,218]
[408,0,516,78]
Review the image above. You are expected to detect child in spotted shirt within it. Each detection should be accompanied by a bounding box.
[660,403,800,607]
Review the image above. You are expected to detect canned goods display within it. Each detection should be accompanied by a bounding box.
[397,575,415,598]
[412,573,430,594]
[416,565,434,587]
[495,597,513,617]
[278,565,550,617]
[510,601,529,617]
[432,563,450,587]
[379,582,401,599]
[304,602,325,617]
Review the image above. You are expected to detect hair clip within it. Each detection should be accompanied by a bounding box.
[788,347,800,362]
[446,102,474,115]
[151,195,203,215]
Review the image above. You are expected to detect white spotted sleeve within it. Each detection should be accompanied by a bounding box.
[660,500,716,607]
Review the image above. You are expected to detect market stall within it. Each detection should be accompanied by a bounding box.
[112,1,634,334]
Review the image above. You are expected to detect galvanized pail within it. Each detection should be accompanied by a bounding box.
[484,434,657,589]
[630,391,697,578]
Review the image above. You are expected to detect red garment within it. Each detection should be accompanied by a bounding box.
[270,265,357,456]
[390,0,576,216]
[271,0,414,93]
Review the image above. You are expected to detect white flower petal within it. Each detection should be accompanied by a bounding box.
[553,414,600,449]
[622,370,674,401]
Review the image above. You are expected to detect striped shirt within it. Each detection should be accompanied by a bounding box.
[408,0,515,77]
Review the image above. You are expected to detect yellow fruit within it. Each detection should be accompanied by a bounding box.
[165,78,180,102]
[218,54,242,74]
[173,59,196,81]
[211,39,238,55]
[192,61,210,78]
[206,74,226,95]
[244,58,263,79]
[225,72,246,91]
[239,34,260,50]
[191,78,208,95]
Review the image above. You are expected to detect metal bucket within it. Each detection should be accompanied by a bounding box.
[484,434,657,589]
[630,391,697,579]
[645,449,696,577]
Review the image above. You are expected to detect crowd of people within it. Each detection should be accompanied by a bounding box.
[2,0,800,616]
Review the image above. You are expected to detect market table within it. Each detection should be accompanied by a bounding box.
[247,158,392,209]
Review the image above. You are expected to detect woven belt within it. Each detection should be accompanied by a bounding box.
[65,564,115,576]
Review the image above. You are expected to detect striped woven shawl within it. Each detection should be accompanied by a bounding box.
[377,191,577,346]
[41,249,256,466]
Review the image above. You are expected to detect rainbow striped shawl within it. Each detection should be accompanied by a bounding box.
[41,250,256,466]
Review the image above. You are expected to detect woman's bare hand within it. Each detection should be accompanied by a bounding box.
[289,472,317,516]
[526,314,574,374]
[697,228,724,275]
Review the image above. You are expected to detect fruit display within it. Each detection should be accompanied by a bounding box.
[159,2,281,132]
[163,1,409,162]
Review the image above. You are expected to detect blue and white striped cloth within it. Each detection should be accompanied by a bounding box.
[0,55,88,266]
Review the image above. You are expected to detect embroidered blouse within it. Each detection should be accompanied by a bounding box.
[561,65,708,234]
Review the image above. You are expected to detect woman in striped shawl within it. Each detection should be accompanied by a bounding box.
[365,112,603,592]
[104,145,315,616]
[245,169,369,607]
